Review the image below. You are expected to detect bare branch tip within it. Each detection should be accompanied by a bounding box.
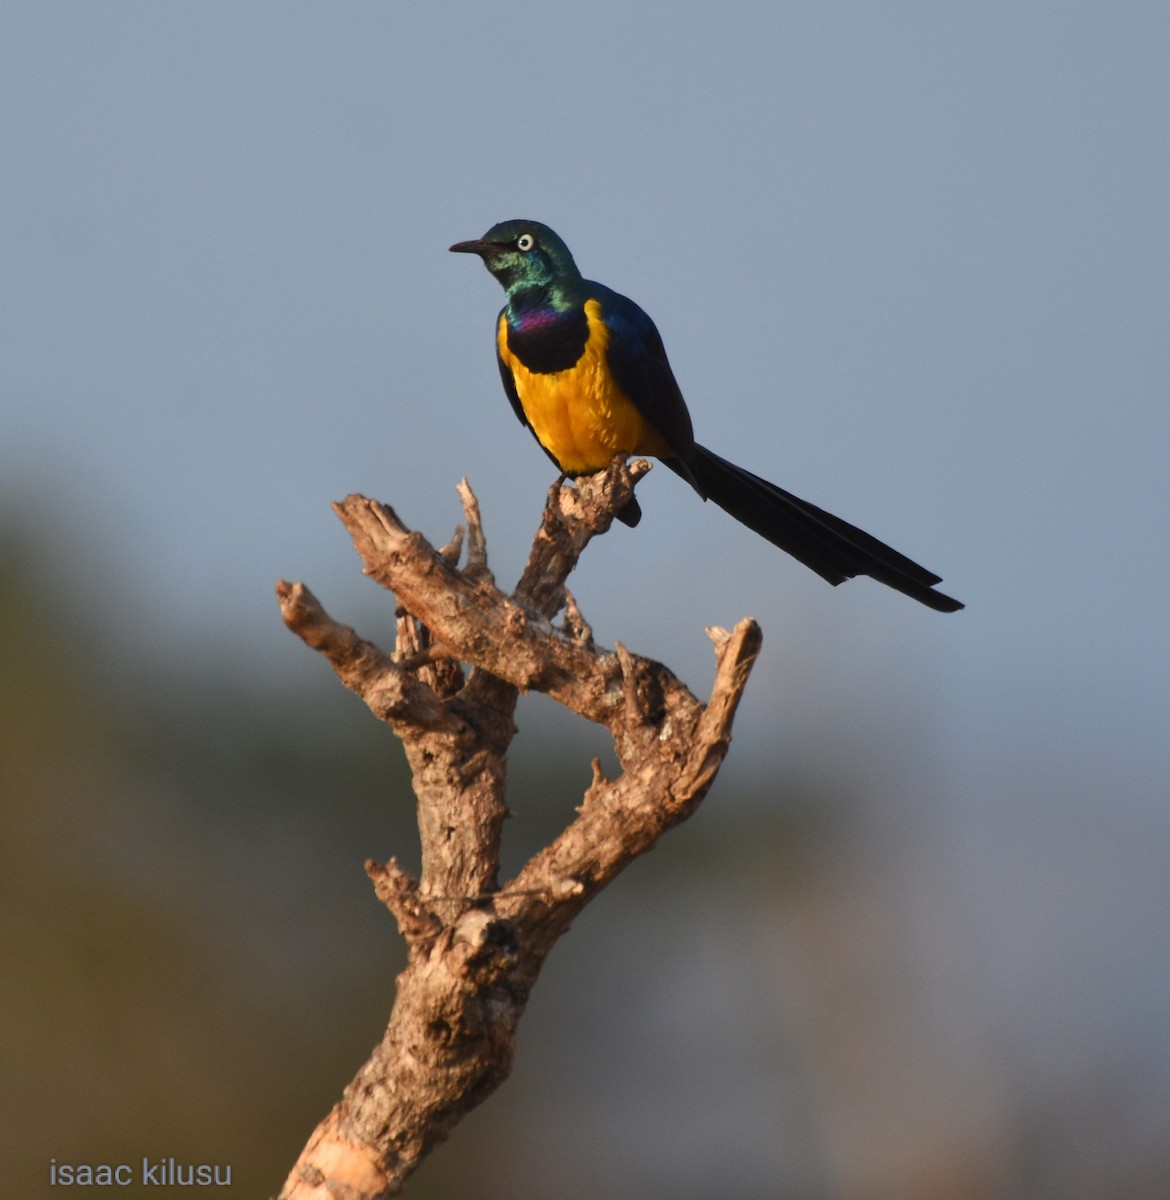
[275,579,302,613]
[332,492,370,520]
[276,580,324,630]
[612,641,646,726]
[562,589,595,646]
[708,617,763,657]
[438,524,465,565]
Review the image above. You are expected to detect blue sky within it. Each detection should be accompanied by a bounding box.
[3,2,1169,1188]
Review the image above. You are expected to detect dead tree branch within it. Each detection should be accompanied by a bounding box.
[273,458,762,1198]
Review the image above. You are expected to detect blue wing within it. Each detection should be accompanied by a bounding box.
[588,282,697,462]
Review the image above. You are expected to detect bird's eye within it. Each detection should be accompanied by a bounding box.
[516,233,536,252]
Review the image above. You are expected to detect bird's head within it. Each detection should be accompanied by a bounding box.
[450,220,581,305]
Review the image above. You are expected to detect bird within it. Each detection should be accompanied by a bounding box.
[450,219,963,613]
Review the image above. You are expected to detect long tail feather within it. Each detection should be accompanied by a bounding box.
[668,445,963,613]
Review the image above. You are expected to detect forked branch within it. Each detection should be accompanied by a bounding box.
[273,458,762,1198]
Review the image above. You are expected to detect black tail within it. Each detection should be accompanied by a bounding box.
[667,445,963,613]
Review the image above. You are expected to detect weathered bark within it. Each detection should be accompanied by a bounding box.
[274,458,762,1198]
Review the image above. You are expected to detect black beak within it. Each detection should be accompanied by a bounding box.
[449,239,491,256]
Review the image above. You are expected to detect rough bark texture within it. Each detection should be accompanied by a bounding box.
[273,459,762,1198]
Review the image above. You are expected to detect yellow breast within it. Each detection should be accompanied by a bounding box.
[497,298,670,474]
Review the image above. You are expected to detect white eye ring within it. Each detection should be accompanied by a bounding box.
[516,233,536,251]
